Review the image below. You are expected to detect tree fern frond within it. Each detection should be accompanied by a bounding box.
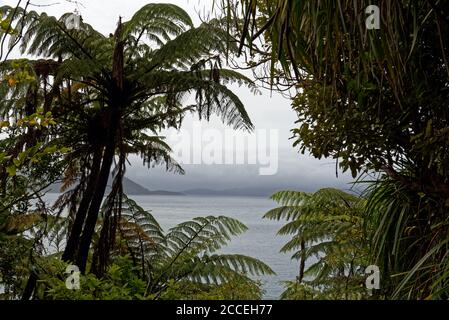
[128,134,184,175]
[120,195,165,243]
[270,190,309,207]
[166,216,247,255]
[123,3,193,43]
[202,254,274,277]
[266,188,368,298]
[140,22,231,73]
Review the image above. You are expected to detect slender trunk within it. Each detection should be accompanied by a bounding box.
[62,147,103,262]
[75,123,117,273]
[21,272,37,300]
[298,239,306,283]
[19,85,44,300]
[76,17,125,274]
[91,148,125,277]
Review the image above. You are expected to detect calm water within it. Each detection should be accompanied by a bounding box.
[44,194,299,299]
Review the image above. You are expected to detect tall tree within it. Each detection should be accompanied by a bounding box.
[1,3,257,298]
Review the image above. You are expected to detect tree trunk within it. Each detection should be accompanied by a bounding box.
[90,148,125,277]
[298,239,306,283]
[75,136,117,273]
[21,272,37,300]
[74,17,125,274]
[62,147,103,262]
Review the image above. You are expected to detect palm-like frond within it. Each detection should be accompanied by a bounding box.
[139,21,230,70]
[113,197,274,296]
[117,195,166,271]
[123,3,193,46]
[265,188,369,299]
[126,133,184,174]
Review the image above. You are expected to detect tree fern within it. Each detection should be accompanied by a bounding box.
[116,195,166,272]
[1,2,259,285]
[113,196,274,298]
[265,188,369,299]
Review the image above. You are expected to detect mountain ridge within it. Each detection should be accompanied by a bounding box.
[46,176,185,196]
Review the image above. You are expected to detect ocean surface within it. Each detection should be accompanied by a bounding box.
[44,194,299,299]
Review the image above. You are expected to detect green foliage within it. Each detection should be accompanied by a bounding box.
[20,195,273,300]
[280,280,366,300]
[0,2,259,288]
[225,0,449,175]
[0,123,67,300]
[0,108,66,265]
[0,18,12,33]
[365,174,449,299]
[42,256,148,300]
[42,255,265,300]
[160,277,263,300]
[117,195,274,298]
[224,0,449,300]
[0,236,34,299]
[265,188,371,299]
[5,193,273,300]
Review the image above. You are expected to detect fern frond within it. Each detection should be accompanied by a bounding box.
[166,216,247,255]
[266,188,368,298]
[123,3,193,43]
[127,134,184,175]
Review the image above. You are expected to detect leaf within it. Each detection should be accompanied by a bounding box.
[6,165,16,176]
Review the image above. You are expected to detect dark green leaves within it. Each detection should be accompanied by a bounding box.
[265,188,369,299]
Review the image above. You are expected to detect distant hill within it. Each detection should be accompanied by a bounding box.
[47,176,184,196]
[121,177,163,195]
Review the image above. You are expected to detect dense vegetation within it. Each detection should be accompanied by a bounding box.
[222,0,449,299]
[1,0,448,300]
[0,3,272,300]
[265,188,370,300]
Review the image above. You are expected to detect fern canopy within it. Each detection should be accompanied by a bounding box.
[265,188,370,300]
[0,2,260,284]
[111,195,275,297]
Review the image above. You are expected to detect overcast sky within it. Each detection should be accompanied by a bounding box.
[4,0,355,193]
